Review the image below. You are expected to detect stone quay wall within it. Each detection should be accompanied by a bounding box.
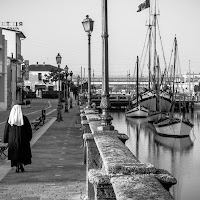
[80,106,177,200]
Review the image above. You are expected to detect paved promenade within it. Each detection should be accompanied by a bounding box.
[0,103,86,200]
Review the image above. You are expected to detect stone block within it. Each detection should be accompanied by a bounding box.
[154,169,177,191]
[89,169,116,200]
[111,175,174,200]
[117,133,129,144]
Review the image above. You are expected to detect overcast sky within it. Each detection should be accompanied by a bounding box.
[0,0,199,77]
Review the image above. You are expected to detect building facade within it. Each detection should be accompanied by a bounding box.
[0,27,26,110]
[24,63,58,97]
[0,28,7,110]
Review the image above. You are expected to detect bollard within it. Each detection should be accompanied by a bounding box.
[70,97,73,108]
[42,109,46,124]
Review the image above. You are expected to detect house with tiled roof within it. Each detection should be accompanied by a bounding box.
[24,62,59,96]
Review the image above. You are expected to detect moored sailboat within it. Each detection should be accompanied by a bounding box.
[153,37,194,137]
[125,56,149,118]
[125,104,149,118]
[134,0,172,113]
[153,116,194,137]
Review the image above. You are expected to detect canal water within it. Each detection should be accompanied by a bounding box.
[110,109,200,200]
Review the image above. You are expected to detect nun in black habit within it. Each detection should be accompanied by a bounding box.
[4,105,32,172]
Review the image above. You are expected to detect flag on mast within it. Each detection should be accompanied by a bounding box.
[137,0,150,12]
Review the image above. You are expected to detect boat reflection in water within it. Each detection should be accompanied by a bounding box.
[125,117,149,127]
[127,117,194,200]
[111,110,198,200]
[154,133,194,200]
[154,134,193,151]
[125,117,151,159]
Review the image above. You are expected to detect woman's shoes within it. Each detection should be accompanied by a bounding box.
[20,164,25,172]
[15,164,25,172]
[15,165,20,172]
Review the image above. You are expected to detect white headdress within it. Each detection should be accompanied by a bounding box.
[8,105,24,126]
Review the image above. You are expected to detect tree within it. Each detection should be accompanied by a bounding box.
[43,68,63,83]
[43,68,78,94]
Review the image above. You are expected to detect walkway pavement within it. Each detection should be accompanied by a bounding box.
[0,104,86,200]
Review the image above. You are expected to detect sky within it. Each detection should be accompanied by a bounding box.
[0,0,200,78]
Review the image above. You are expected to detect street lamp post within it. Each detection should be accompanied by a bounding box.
[98,0,114,130]
[82,15,94,108]
[69,71,73,108]
[64,65,69,112]
[77,75,80,105]
[56,53,63,122]
[21,68,25,104]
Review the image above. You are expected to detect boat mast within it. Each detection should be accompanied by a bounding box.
[189,60,191,101]
[153,0,160,112]
[156,56,160,112]
[153,0,157,89]
[136,56,139,106]
[148,5,152,90]
[170,37,177,116]
[172,37,177,102]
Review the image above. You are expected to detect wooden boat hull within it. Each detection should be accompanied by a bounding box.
[153,118,194,137]
[126,117,149,126]
[125,105,149,118]
[132,90,172,112]
[148,111,168,122]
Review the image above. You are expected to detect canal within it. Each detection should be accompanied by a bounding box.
[111,109,200,200]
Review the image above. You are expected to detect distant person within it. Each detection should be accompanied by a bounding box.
[4,105,32,172]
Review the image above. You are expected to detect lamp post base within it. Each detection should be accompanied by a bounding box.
[57,102,63,122]
[65,100,68,112]
[77,96,79,105]
[70,97,73,108]
[97,109,114,131]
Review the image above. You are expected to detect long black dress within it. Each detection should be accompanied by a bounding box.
[4,115,32,167]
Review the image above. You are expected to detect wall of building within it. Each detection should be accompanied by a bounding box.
[3,29,25,105]
[2,29,16,58]
[0,29,7,110]
[16,34,21,56]
[24,71,57,92]
[0,28,26,108]
[6,58,18,108]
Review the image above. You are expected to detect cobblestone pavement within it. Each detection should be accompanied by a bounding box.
[0,99,86,200]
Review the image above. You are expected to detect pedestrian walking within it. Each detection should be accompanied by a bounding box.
[4,105,32,172]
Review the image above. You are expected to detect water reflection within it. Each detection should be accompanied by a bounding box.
[154,134,194,199]
[111,110,199,200]
[154,134,193,151]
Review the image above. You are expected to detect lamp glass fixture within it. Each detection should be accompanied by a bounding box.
[69,71,73,80]
[56,53,62,65]
[82,15,94,33]
[64,65,68,73]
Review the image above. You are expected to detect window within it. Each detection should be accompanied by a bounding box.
[38,73,42,80]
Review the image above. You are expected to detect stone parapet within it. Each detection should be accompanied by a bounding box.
[88,169,116,200]
[86,114,101,122]
[81,107,176,200]
[111,175,174,200]
[93,131,155,175]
